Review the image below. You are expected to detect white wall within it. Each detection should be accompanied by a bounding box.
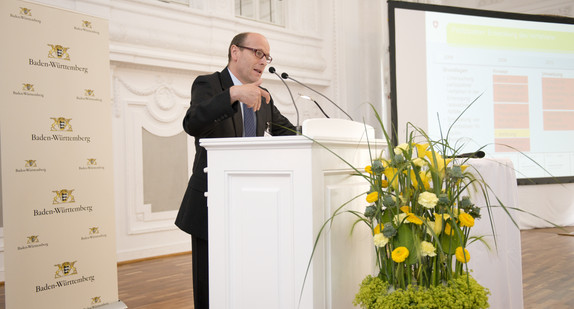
[14,0,379,263]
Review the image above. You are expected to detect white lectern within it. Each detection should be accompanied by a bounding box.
[202,119,385,309]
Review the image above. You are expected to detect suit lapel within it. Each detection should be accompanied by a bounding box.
[220,68,243,137]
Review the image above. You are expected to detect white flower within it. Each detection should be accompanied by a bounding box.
[421,241,437,257]
[393,212,408,225]
[394,143,409,155]
[418,191,439,209]
[373,234,389,247]
[413,157,427,167]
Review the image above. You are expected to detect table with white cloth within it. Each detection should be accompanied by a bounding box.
[465,158,524,309]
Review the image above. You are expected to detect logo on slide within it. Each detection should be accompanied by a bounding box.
[47,44,70,61]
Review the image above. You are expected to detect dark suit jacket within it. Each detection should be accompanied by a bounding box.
[175,68,296,239]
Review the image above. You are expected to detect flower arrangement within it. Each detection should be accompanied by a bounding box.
[342,106,494,308]
[300,102,558,309]
[352,132,491,308]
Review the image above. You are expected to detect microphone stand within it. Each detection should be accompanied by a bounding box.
[268,67,301,134]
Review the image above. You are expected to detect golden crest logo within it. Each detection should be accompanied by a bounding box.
[47,44,70,61]
[53,189,75,204]
[54,261,78,278]
[74,20,100,34]
[10,6,41,23]
[91,296,102,305]
[18,235,48,250]
[82,226,107,240]
[23,83,34,92]
[89,227,99,235]
[13,82,44,98]
[80,158,104,170]
[50,117,72,131]
[77,88,102,102]
[20,7,32,16]
[16,159,46,173]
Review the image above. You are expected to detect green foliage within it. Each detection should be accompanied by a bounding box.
[354,275,490,309]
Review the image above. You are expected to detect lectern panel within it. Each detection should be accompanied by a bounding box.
[227,172,295,308]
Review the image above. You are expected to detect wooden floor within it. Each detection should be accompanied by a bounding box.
[0,226,573,308]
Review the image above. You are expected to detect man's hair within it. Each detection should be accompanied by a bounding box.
[228,32,251,63]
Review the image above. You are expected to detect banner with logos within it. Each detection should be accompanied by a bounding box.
[0,1,121,308]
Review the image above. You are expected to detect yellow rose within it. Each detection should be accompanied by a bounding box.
[455,247,470,263]
[381,179,389,188]
[459,212,475,227]
[366,191,379,204]
[365,165,373,175]
[392,246,410,263]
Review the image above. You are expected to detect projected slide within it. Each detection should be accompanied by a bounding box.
[424,11,574,179]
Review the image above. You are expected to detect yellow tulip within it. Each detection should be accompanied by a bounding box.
[373,223,384,234]
[406,213,423,225]
[384,167,399,191]
[415,143,429,158]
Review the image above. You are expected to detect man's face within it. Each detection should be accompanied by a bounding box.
[230,33,270,84]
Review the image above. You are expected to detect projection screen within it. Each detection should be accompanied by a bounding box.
[388,1,574,184]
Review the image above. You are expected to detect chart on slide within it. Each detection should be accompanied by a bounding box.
[424,11,574,178]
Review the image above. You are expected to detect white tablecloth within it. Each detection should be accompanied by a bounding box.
[466,158,523,309]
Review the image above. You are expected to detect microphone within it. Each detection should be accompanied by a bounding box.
[299,95,330,118]
[280,72,353,121]
[450,151,485,159]
[268,66,301,134]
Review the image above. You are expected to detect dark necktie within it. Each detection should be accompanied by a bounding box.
[242,103,256,137]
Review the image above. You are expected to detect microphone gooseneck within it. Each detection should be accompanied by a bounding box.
[280,72,353,121]
[299,95,330,118]
[268,67,300,134]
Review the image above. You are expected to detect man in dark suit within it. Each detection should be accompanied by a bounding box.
[175,32,296,309]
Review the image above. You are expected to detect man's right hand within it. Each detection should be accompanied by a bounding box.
[229,79,271,111]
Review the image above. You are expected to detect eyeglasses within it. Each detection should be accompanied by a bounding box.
[236,45,273,64]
